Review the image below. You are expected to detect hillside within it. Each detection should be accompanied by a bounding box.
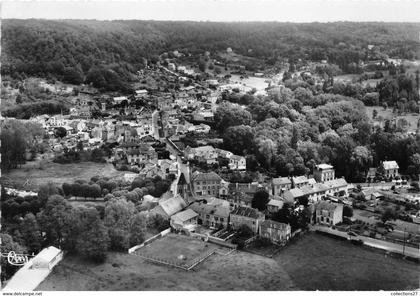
[2,20,420,91]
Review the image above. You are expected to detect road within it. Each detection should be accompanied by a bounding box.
[311,225,420,259]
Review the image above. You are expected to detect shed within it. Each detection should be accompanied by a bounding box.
[32,246,63,270]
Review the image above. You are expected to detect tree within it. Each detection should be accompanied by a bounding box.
[381,207,396,224]
[54,127,67,138]
[104,198,136,251]
[372,109,378,119]
[36,195,74,248]
[20,213,43,253]
[1,233,27,282]
[76,218,109,262]
[214,103,252,132]
[129,213,147,246]
[343,205,353,217]
[251,190,269,211]
[222,125,254,155]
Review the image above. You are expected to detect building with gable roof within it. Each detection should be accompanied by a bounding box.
[151,195,187,219]
[380,161,400,180]
[192,171,223,196]
[170,208,199,231]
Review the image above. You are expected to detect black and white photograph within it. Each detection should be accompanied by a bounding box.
[1,0,419,293]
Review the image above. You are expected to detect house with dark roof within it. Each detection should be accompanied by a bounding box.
[313,201,343,226]
[259,220,291,244]
[230,206,265,233]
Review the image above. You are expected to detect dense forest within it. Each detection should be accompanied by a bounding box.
[2,19,420,91]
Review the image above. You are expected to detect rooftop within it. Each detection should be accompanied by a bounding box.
[382,161,399,170]
[231,206,263,219]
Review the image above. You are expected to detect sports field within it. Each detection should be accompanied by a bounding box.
[36,232,419,291]
[134,233,219,267]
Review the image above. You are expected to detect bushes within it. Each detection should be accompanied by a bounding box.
[62,182,102,199]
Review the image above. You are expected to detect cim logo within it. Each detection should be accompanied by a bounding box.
[7,251,29,266]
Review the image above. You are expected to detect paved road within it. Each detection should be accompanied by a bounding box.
[311,225,420,259]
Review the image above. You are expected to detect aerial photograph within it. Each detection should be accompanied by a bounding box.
[1,0,419,293]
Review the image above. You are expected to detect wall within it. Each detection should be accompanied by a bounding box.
[128,228,171,254]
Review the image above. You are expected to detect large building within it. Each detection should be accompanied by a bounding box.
[191,171,223,196]
[313,164,335,183]
[380,161,400,180]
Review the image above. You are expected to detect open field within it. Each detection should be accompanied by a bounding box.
[365,106,419,133]
[1,159,125,191]
[135,234,220,267]
[275,232,419,290]
[36,232,418,291]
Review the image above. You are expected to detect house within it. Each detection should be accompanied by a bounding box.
[189,197,230,229]
[113,96,128,105]
[314,201,343,226]
[192,171,223,196]
[230,206,265,233]
[126,144,158,165]
[32,246,63,270]
[259,220,291,244]
[224,191,254,209]
[283,188,305,203]
[380,161,400,180]
[170,209,199,232]
[292,176,309,188]
[313,164,335,183]
[324,178,348,197]
[228,155,246,170]
[271,177,292,196]
[267,199,284,214]
[184,145,218,164]
[151,195,187,219]
[135,89,148,99]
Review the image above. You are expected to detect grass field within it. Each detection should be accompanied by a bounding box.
[365,106,419,133]
[135,234,219,267]
[1,159,125,191]
[36,232,419,291]
[275,232,419,291]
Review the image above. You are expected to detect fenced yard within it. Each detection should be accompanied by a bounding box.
[133,233,232,270]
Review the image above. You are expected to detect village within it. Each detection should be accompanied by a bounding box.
[2,45,420,291]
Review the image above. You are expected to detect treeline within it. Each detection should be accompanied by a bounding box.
[2,101,70,119]
[1,173,173,282]
[0,119,45,171]
[216,77,420,182]
[2,20,420,90]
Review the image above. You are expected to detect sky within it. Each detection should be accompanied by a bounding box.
[2,0,420,22]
